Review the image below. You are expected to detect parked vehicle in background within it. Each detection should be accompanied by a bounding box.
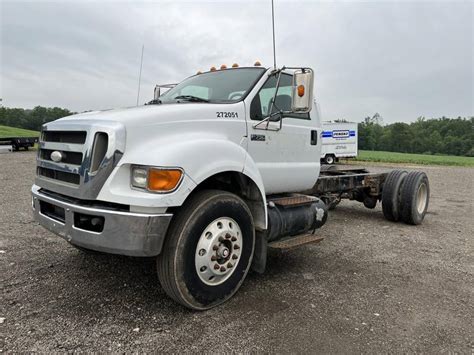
[321,121,358,164]
[0,136,38,151]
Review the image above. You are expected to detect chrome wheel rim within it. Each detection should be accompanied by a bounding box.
[195,217,242,286]
[416,182,428,214]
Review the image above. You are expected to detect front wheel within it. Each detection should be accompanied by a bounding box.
[157,190,255,310]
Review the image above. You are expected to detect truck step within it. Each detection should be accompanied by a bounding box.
[268,233,325,250]
[268,194,318,208]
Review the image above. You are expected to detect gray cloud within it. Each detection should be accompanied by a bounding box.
[1,0,472,123]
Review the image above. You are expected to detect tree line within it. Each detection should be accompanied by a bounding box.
[0,106,73,132]
[0,106,472,157]
[357,114,473,157]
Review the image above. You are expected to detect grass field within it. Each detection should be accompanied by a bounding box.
[352,150,474,167]
[0,125,39,138]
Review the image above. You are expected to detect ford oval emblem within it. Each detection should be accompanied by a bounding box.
[50,151,63,162]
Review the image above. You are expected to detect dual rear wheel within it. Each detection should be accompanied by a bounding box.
[382,170,430,225]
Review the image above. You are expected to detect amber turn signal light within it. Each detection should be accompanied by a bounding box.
[297,85,305,97]
[147,168,183,192]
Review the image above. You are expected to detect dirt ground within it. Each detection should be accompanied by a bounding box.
[1,151,473,353]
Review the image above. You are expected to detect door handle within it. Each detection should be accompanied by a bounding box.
[311,130,318,145]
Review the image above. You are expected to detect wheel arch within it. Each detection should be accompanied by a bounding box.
[171,169,267,231]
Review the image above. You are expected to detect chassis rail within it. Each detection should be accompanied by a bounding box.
[303,165,388,209]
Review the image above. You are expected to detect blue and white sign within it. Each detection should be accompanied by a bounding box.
[322,130,356,139]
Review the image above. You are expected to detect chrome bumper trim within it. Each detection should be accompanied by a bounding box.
[31,185,172,257]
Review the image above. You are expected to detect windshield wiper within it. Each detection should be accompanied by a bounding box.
[174,95,209,103]
[146,99,162,105]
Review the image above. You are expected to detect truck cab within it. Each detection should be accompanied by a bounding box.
[32,64,329,309]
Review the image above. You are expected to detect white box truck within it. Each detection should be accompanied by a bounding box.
[321,121,358,164]
[31,64,429,309]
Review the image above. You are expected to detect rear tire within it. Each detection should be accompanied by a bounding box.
[324,155,335,165]
[157,190,255,310]
[382,170,407,222]
[399,171,430,225]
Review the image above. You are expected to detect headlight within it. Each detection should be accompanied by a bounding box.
[131,167,148,188]
[131,166,183,193]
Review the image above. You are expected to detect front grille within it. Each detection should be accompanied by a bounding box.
[42,131,87,144]
[39,149,83,165]
[35,121,124,200]
[38,167,80,185]
[37,129,89,186]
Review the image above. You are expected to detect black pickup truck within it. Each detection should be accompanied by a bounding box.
[0,136,39,151]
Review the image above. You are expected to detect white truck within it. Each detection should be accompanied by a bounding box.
[31,64,430,310]
[321,121,358,164]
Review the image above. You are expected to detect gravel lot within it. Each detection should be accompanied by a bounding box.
[1,151,473,353]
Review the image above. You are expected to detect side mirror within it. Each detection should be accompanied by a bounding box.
[291,68,314,113]
[154,85,161,100]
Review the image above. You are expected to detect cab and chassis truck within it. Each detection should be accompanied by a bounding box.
[31,65,430,310]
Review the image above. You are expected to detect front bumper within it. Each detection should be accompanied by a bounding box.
[31,185,173,256]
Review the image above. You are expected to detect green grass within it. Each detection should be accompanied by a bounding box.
[0,125,39,138]
[352,150,474,167]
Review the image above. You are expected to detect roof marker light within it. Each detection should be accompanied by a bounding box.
[220,64,227,70]
[254,61,261,66]
[232,63,239,68]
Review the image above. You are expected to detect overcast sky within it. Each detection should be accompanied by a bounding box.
[1,0,473,123]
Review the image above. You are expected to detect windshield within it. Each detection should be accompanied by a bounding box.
[159,68,265,104]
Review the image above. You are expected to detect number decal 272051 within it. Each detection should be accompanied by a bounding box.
[216,112,238,118]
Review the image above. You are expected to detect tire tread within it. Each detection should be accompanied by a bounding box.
[382,170,407,222]
[157,189,253,309]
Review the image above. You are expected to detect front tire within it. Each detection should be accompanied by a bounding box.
[157,190,255,310]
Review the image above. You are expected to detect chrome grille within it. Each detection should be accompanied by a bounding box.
[37,167,81,185]
[42,130,87,144]
[39,149,83,165]
[35,120,125,199]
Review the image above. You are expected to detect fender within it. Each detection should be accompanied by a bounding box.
[98,134,268,230]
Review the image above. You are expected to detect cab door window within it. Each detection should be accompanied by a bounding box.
[250,74,309,120]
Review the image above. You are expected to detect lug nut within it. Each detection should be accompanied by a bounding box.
[233,245,240,250]
[218,236,224,242]
[211,255,217,261]
[212,245,218,251]
[232,254,238,260]
[220,266,226,272]
[227,262,233,268]
[214,264,220,270]
[225,233,231,239]
[231,236,237,242]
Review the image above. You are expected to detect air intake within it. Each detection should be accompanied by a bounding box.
[90,132,109,173]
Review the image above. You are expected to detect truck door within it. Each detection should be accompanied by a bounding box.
[246,73,320,194]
